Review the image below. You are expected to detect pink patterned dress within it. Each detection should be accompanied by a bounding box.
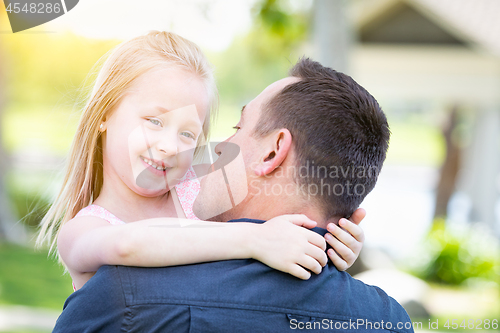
[71,166,201,291]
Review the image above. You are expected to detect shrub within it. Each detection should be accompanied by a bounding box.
[414,219,499,285]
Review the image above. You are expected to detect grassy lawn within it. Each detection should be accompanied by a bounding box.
[0,326,51,333]
[0,242,72,310]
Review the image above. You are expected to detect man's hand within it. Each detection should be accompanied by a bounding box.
[324,208,366,271]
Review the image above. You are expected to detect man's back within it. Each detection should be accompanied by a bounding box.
[53,221,413,333]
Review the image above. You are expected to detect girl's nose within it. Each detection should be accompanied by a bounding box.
[157,142,177,157]
[158,146,177,156]
[156,132,178,158]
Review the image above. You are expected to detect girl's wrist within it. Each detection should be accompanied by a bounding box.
[227,222,259,260]
[241,222,262,261]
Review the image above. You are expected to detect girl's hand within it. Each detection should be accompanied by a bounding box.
[251,214,327,280]
[324,208,366,271]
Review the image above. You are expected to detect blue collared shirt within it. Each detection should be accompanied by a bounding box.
[53,219,413,332]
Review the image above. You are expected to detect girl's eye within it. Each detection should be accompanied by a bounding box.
[148,118,162,126]
[232,126,241,133]
[181,132,195,140]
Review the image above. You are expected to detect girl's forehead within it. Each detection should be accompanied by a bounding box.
[114,93,208,127]
[124,72,205,101]
[153,104,204,123]
[132,66,201,88]
[129,67,208,100]
[107,67,210,127]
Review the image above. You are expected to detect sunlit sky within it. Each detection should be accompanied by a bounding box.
[46,0,257,51]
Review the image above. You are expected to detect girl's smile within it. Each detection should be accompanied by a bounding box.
[140,156,172,176]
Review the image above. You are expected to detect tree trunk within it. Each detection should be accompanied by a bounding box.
[0,43,24,243]
[433,105,462,221]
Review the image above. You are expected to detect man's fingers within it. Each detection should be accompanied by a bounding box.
[349,208,366,226]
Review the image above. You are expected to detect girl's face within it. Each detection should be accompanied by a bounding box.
[102,66,209,197]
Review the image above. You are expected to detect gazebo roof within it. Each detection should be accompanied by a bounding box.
[353,0,500,56]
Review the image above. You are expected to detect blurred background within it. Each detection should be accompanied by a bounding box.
[0,0,498,332]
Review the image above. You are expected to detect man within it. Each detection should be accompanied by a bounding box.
[53,58,413,332]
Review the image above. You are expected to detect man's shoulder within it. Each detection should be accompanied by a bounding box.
[53,266,126,332]
[342,274,413,329]
[69,261,412,332]
[112,261,411,329]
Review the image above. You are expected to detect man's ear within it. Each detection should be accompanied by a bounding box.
[255,129,292,176]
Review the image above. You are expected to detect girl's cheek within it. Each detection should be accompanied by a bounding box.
[176,144,196,170]
[128,126,149,149]
[177,150,194,168]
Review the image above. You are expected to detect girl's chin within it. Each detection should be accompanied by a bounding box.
[134,186,171,197]
[131,174,182,195]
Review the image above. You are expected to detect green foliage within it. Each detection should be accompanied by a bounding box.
[1,31,119,107]
[8,183,50,230]
[0,242,72,310]
[414,220,500,285]
[4,167,59,231]
[209,0,310,107]
[251,0,309,61]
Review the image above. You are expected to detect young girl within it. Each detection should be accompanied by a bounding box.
[36,31,365,291]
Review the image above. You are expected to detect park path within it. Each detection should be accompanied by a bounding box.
[0,305,59,332]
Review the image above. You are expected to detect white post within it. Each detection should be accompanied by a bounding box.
[313,0,352,73]
[458,107,500,235]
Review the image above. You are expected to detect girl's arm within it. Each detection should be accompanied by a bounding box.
[58,214,327,282]
[324,208,366,271]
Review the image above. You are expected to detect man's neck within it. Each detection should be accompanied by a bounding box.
[228,189,329,229]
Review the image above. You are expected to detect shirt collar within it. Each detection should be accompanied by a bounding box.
[228,218,328,237]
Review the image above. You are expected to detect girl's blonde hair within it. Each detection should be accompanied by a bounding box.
[36,31,218,254]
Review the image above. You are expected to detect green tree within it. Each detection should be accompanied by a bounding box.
[211,0,310,107]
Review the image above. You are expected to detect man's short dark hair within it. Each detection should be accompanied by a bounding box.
[254,58,390,220]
